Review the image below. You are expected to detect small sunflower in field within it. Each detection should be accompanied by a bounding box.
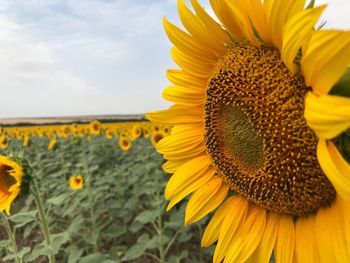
[148,0,350,262]
[131,125,142,140]
[119,134,131,151]
[104,128,114,139]
[58,125,71,138]
[69,175,84,190]
[48,137,57,151]
[151,130,166,146]
[0,156,24,215]
[89,120,101,135]
[142,127,151,138]
[0,135,9,149]
[22,136,30,147]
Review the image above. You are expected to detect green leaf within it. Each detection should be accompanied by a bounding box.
[134,210,157,224]
[50,232,70,252]
[48,192,72,206]
[67,245,84,263]
[79,253,106,263]
[9,210,37,227]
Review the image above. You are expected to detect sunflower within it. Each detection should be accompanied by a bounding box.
[0,134,9,149]
[119,135,131,151]
[104,128,114,139]
[0,156,24,215]
[131,124,142,140]
[89,120,101,135]
[151,130,166,146]
[69,175,84,190]
[147,0,350,262]
[48,137,57,151]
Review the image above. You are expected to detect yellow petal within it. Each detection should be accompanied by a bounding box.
[162,159,190,173]
[190,0,232,46]
[282,5,326,73]
[171,48,213,78]
[185,176,228,225]
[225,0,260,46]
[247,212,279,263]
[146,105,203,125]
[264,0,305,50]
[166,69,208,88]
[177,0,226,54]
[302,30,350,94]
[162,85,205,106]
[209,0,244,40]
[165,155,212,199]
[317,140,350,200]
[304,92,350,139]
[274,215,295,263]
[160,125,205,160]
[163,17,217,61]
[315,205,337,262]
[213,196,248,263]
[166,168,216,211]
[224,204,266,263]
[201,196,231,247]
[295,215,320,263]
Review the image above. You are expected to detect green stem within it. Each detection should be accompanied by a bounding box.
[82,151,98,252]
[156,193,165,263]
[0,213,21,263]
[31,179,56,263]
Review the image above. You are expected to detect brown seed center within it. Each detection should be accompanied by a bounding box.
[204,41,336,217]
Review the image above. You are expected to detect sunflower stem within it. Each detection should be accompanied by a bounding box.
[82,145,98,252]
[0,213,21,263]
[156,192,166,263]
[31,179,56,263]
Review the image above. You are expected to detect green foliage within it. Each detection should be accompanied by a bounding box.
[0,136,213,262]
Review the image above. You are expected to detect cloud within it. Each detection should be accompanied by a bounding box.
[0,0,175,118]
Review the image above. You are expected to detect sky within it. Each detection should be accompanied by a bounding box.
[0,0,349,118]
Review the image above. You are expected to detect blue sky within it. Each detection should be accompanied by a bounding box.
[0,0,349,118]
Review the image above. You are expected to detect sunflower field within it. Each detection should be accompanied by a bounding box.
[0,121,214,263]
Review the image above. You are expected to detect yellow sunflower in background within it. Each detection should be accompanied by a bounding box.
[104,128,114,139]
[119,134,132,151]
[89,120,101,135]
[69,175,84,190]
[131,125,142,140]
[0,134,9,149]
[0,156,24,215]
[151,130,166,146]
[148,0,350,262]
[48,137,57,151]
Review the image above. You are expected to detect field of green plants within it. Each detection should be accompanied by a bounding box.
[0,132,214,263]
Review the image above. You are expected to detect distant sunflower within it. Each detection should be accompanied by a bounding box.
[69,175,84,190]
[119,135,131,151]
[147,0,350,262]
[151,131,166,146]
[89,120,101,135]
[0,135,9,149]
[143,127,151,138]
[104,128,114,139]
[48,137,57,151]
[0,156,24,215]
[131,125,142,140]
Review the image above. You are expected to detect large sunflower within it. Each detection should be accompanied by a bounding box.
[0,156,24,215]
[147,0,350,262]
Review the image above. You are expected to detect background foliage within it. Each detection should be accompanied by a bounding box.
[0,135,214,263]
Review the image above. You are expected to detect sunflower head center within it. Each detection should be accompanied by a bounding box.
[219,103,264,171]
[204,41,336,217]
[0,165,16,192]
